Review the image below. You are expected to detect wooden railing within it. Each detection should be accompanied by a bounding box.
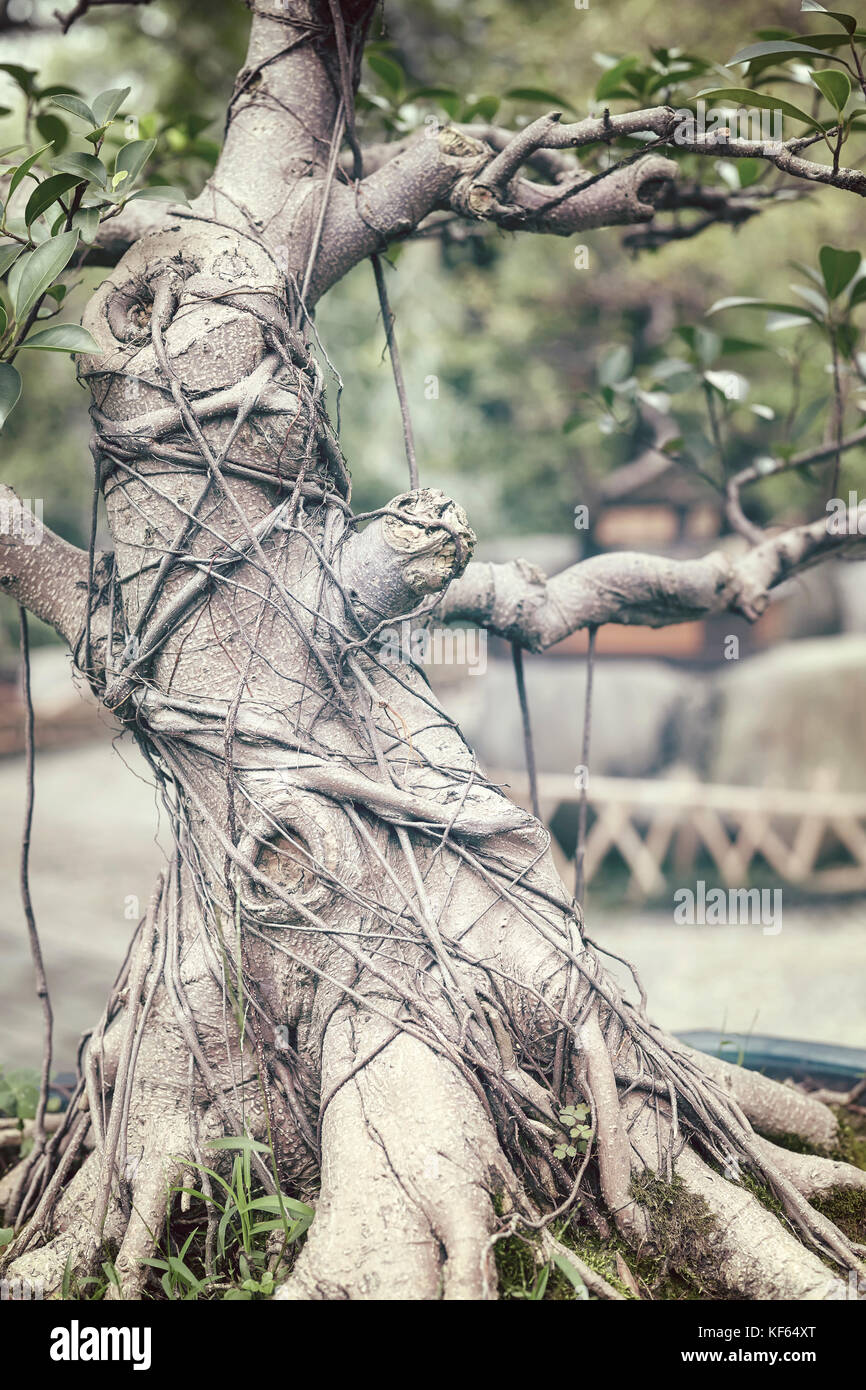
[491,768,866,897]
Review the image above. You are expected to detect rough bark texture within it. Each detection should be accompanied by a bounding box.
[1,0,864,1303]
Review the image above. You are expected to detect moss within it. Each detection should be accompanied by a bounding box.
[557,1223,632,1298]
[811,1186,866,1243]
[833,1111,866,1171]
[628,1173,732,1299]
[498,1175,732,1301]
[737,1169,785,1218]
[760,1128,826,1158]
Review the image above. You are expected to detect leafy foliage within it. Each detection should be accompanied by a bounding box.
[0,79,189,428]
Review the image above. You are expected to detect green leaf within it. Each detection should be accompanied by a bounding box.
[0,1228,14,1247]
[71,206,100,242]
[114,137,156,186]
[809,67,851,111]
[35,114,69,154]
[25,173,80,226]
[0,64,37,96]
[11,229,79,321]
[766,310,815,331]
[126,184,189,205]
[819,244,861,297]
[505,86,574,110]
[406,84,459,107]
[461,94,500,122]
[91,86,131,127]
[736,157,761,188]
[367,53,404,96]
[707,295,819,321]
[50,92,96,126]
[599,343,632,385]
[727,39,847,65]
[0,1067,39,1117]
[0,241,23,277]
[0,363,21,429]
[246,1193,314,1219]
[801,2,857,34]
[9,145,51,199]
[790,282,830,316]
[206,1135,271,1153]
[719,335,771,354]
[19,323,103,353]
[550,1251,589,1300]
[595,57,640,100]
[696,88,821,127]
[848,276,866,308]
[52,152,107,187]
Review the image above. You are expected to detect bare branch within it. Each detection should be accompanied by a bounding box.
[0,485,99,648]
[529,107,866,198]
[54,0,150,36]
[436,508,866,648]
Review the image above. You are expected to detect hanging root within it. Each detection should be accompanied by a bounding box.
[670,1035,842,1151]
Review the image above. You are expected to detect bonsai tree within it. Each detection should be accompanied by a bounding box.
[1,0,865,1301]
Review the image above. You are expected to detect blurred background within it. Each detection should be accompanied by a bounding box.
[0,0,864,1076]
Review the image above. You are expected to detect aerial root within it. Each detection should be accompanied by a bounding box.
[670,1035,841,1150]
[577,1010,649,1245]
[1,1094,197,1299]
[105,1112,194,1299]
[1,1148,122,1292]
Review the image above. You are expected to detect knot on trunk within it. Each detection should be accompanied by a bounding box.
[339,488,476,630]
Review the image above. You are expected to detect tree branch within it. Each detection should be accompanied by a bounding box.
[726,424,866,543]
[0,485,99,648]
[436,508,866,649]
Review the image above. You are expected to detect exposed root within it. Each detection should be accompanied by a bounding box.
[576,1010,649,1245]
[625,1098,853,1300]
[671,1036,840,1150]
[106,1113,195,1300]
[276,1010,507,1300]
[753,1136,866,1200]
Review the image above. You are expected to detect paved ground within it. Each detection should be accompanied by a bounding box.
[0,739,863,1070]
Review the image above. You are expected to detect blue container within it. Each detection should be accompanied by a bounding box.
[677,1031,866,1091]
